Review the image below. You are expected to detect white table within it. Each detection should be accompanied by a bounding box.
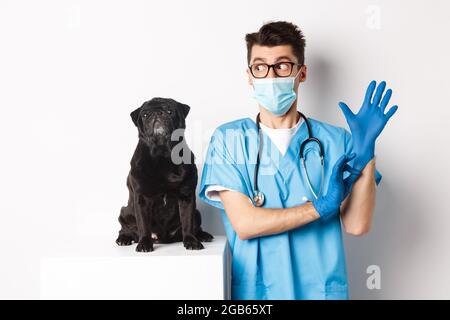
[40,235,230,300]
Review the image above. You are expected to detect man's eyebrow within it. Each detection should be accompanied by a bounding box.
[274,56,294,62]
[251,56,295,64]
[252,57,266,63]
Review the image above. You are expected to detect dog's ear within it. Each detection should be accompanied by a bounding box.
[178,102,190,119]
[130,106,142,127]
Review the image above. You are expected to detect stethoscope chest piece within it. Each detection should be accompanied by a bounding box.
[253,190,265,207]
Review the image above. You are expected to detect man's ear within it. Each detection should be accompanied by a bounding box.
[299,65,307,83]
[178,102,190,119]
[130,106,142,127]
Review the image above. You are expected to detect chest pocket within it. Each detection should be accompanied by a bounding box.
[301,143,323,199]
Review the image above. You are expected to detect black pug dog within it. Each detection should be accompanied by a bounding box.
[116,97,213,252]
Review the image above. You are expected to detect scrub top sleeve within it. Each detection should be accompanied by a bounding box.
[199,129,252,210]
[343,129,382,185]
[204,185,236,202]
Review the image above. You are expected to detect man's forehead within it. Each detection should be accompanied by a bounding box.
[250,44,296,63]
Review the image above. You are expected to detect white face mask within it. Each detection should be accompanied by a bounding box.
[252,70,301,116]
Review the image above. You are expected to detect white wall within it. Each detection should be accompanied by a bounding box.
[1,0,449,299]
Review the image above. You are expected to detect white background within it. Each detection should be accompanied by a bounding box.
[1,0,449,299]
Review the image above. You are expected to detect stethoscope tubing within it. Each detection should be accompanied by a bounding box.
[253,111,325,206]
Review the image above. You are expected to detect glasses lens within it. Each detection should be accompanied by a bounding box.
[251,64,269,78]
[274,62,293,77]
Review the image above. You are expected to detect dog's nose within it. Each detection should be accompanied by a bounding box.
[153,120,166,135]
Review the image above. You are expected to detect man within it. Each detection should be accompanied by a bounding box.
[199,21,397,300]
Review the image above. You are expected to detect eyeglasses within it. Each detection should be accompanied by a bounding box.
[248,61,302,78]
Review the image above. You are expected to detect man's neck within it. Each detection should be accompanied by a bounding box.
[259,104,300,129]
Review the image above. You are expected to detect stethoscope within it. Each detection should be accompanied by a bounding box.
[253,111,325,207]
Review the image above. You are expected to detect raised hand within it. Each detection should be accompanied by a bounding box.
[338,80,398,170]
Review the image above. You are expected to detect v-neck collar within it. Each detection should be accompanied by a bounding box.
[258,118,303,156]
[276,120,307,178]
[247,115,308,179]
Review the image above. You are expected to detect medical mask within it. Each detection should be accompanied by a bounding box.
[252,72,300,116]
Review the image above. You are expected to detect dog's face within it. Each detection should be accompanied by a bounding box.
[130,98,190,157]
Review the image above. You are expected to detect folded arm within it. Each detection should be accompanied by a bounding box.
[219,153,358,240]
[219,190,320,240]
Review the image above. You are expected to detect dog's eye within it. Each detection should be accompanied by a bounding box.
[142,113,148,118]
[167,110,172,114]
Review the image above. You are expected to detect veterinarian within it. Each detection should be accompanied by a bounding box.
[199,21,398,300]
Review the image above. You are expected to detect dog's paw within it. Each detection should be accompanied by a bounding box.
[116,234,134,246]
[196,230,214,242]
[136,238,154,252]
[183,235,204,250]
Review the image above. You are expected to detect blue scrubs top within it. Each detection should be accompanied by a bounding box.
[199,117,382,300]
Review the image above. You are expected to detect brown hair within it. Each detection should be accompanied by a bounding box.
[245,21,306,65]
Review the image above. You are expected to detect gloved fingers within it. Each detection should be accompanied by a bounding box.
[331,155,347,179]
[346,152,357,163]
[345,171,360,184]
[379,88,392,112]
[343,163,361,176]
[371,81,386,106]
[332,153,356,178]
[338,102,355,121]
[385,105,399,120]
[364,80,377,106]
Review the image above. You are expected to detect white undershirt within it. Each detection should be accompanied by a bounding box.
[205,117,304,202]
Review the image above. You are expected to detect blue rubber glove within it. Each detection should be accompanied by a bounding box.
[312,153,361,220]
[339,80,398,171]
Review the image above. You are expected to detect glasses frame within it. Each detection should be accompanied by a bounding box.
[248,61,303,78]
